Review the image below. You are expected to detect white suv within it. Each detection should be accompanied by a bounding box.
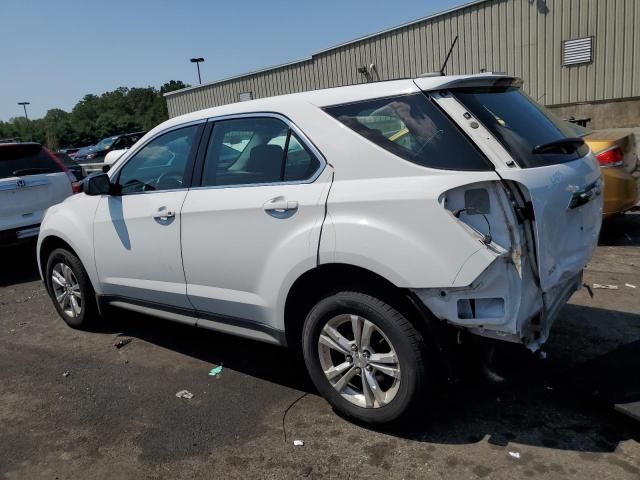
[1,143,77,246]
[37,75,602,424]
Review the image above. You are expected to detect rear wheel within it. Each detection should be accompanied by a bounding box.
[302,291,431,425]
[45,248,99,328]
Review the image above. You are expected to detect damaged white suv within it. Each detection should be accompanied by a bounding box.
[37,74,602,424]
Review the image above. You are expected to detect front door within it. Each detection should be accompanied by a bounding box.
[94,123,203,309]
[180,116,332,329]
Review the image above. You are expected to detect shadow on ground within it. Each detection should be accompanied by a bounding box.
[102,302,639,454]
[0,241,40,287]
[599,211,640,246]
[1,214,638,456]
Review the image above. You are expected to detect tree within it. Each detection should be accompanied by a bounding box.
[4,80,191,149]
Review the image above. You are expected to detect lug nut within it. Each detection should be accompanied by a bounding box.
[363,350,370,358]
[355,367,362,374]
[351,344,358,351]
[365,365,372,372]
[346,355,353,363]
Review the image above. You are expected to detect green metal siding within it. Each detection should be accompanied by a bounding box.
[166,0,640,117]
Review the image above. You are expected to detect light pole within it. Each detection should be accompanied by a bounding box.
[190,57,205,84]
[18,101,30,120]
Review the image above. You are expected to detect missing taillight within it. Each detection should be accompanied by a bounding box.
[596,146,624,167]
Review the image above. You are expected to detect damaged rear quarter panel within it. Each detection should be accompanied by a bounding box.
[412,180,543,343]
[319,171,506,289]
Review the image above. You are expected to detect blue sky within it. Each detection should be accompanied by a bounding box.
[0,0,469,121]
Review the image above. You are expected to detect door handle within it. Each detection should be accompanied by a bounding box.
[153,210,175,220]
[263,198,298,217]
[264,200,298,211]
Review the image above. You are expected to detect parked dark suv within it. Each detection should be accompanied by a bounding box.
[74,132,146,163]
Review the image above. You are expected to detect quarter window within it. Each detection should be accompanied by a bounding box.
[324,93,493,171]
[201,117,320,187]
[116,125,198,194]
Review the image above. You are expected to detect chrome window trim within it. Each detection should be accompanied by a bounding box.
[190,111,327,191]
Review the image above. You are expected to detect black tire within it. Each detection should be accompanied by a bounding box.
[45,248,99,329]
[302,291,431,425]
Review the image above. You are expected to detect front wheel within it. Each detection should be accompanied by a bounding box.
[45,248,99,329]
[302,291,432,425]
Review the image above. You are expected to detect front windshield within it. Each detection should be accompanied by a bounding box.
[94,136,117,150]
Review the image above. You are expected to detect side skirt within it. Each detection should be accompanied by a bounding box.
[97,294,287,346]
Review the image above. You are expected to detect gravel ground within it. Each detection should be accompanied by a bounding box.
[1,214,639,479]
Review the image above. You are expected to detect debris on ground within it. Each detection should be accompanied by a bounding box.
[208,365,223,377]
[114,338,133,349]
[592,283,619,290]
[625,283,637,289]
[62,371,70,377]
[293,440,304,446]
[175,390,194,400]
[508,451,521,459]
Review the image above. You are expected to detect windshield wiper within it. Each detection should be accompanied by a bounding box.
[532,137,585,154]
[12,168,54,176]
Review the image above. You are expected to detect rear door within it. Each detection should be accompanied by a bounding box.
[180,115,331,329]
[0,144,72,235]
[429,79,602,291]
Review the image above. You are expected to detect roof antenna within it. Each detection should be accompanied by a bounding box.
[439,35,459,76]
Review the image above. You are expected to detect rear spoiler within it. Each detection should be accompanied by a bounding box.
[414,75,523,92]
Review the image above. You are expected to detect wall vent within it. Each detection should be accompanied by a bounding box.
[563,36,594,66]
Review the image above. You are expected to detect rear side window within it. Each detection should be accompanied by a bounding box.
[0,144,63,180]
[454,88,590,168]
[324,93,492,171]
[201,117,321,187]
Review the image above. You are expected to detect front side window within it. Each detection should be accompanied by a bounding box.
[324,93,492,171]
[454,88,590,168]
[201,117,320,187]
[116,125,198,194]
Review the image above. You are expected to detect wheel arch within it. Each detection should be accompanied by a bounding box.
[38,235,99,295]
[283,263,440,352]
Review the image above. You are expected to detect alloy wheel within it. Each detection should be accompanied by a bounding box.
[317,314,401,408]
[51,262,82,319]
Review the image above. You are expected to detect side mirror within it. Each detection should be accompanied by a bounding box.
[85,172,113,196]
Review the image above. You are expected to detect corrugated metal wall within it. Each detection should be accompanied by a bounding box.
[166,0,640,117]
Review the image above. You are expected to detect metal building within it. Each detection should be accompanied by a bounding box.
[165,0,640,129]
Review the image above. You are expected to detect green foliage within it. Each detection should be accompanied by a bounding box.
[0,80,189,149]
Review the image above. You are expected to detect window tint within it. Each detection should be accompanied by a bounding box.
[324,93,492,171]
[0,144,63,180]
[116,125,198,194]
[201,118,320,187]
[454,88,590,168]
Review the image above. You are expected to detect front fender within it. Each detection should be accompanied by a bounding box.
[37,194,102,292]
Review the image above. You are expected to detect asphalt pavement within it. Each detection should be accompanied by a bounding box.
[1,214,639,479]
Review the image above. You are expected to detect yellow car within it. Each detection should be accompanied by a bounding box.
[583,130,639,219]
[387,125,638,219]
